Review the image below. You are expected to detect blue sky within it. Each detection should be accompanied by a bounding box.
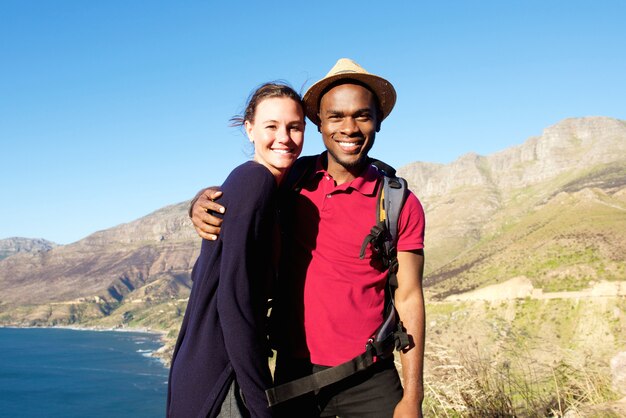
[1,0,625,244]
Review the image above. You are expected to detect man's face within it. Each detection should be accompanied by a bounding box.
[318,83,379,170]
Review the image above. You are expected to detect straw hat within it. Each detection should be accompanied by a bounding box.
[303,58,397,126]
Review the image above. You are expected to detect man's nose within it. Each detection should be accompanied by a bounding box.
[340,117,359,135]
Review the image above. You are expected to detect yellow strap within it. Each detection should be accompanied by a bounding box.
[379,188,386,222]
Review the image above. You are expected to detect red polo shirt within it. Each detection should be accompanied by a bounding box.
[287,156,425,366]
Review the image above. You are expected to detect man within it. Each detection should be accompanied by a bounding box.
[191,59,425,417]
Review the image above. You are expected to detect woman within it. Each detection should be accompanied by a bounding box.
[167,83,305,418]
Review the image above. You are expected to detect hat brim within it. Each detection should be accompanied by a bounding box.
[303,72,397,126]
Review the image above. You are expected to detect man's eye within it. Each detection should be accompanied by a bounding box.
[265,125,277,129]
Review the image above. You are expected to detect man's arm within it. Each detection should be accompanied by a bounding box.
[393,249,425,418]
[189,188,226,241]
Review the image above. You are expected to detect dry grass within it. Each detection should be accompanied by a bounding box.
[423,342,619,417]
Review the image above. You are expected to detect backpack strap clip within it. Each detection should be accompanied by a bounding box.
[359,222,386,260]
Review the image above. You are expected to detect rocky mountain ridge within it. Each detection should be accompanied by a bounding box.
[400,117,626,196]
[0,237,57,261]
[0,202,198,308]
[399,116,626,271]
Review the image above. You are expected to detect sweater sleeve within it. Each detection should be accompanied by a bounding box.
[216,162,276,418]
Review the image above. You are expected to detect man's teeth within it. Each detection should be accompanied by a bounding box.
[339,142,358,147]
[273,149,290,154]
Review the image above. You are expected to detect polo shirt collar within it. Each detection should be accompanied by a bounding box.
[315,152,380,197]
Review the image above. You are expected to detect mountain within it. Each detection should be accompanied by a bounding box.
[1,116,624,309]
[0,202,199,335]
[396,116,626,401]
[0,237,58,261]
[0,202,197,305]
[0,116,625,375]
[398,116,626,281]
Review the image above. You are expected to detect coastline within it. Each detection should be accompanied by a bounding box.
[0,324,170,417]
[0,324,172,368]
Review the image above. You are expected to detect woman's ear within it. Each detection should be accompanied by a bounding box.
[244,121,254,143]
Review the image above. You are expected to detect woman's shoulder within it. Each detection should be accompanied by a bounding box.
[220,161,277,210]
[224,161,276,191]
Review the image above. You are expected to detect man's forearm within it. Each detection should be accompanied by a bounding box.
[397,293,425,404]
[394,250,426,417]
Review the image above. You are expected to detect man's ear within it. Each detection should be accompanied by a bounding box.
[376,120,382,133]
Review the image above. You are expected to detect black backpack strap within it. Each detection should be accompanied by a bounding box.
[265,328,399,407]
[382,176,408,286]
[369,158,397,177]
[359,166,411,355]
[359,174,408,266]
[266,347,376,407]
[377,174,410,350]
[359,179,386,259]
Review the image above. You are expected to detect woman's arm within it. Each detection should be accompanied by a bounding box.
[216,163,276,417]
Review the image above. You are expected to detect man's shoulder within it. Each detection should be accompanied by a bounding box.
[398,190,425,243]
[403,190,423,213]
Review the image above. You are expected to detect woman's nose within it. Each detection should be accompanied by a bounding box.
[276,126,290,142]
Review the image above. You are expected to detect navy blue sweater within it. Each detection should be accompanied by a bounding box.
[167,161,277,418]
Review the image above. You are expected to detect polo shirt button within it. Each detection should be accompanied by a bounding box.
[326,194,332,198]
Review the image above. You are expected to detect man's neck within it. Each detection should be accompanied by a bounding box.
[324,154,369,185]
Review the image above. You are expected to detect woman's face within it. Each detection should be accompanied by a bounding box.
[245,97,305,181]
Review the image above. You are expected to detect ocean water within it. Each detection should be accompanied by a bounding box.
[0,327,169,418]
